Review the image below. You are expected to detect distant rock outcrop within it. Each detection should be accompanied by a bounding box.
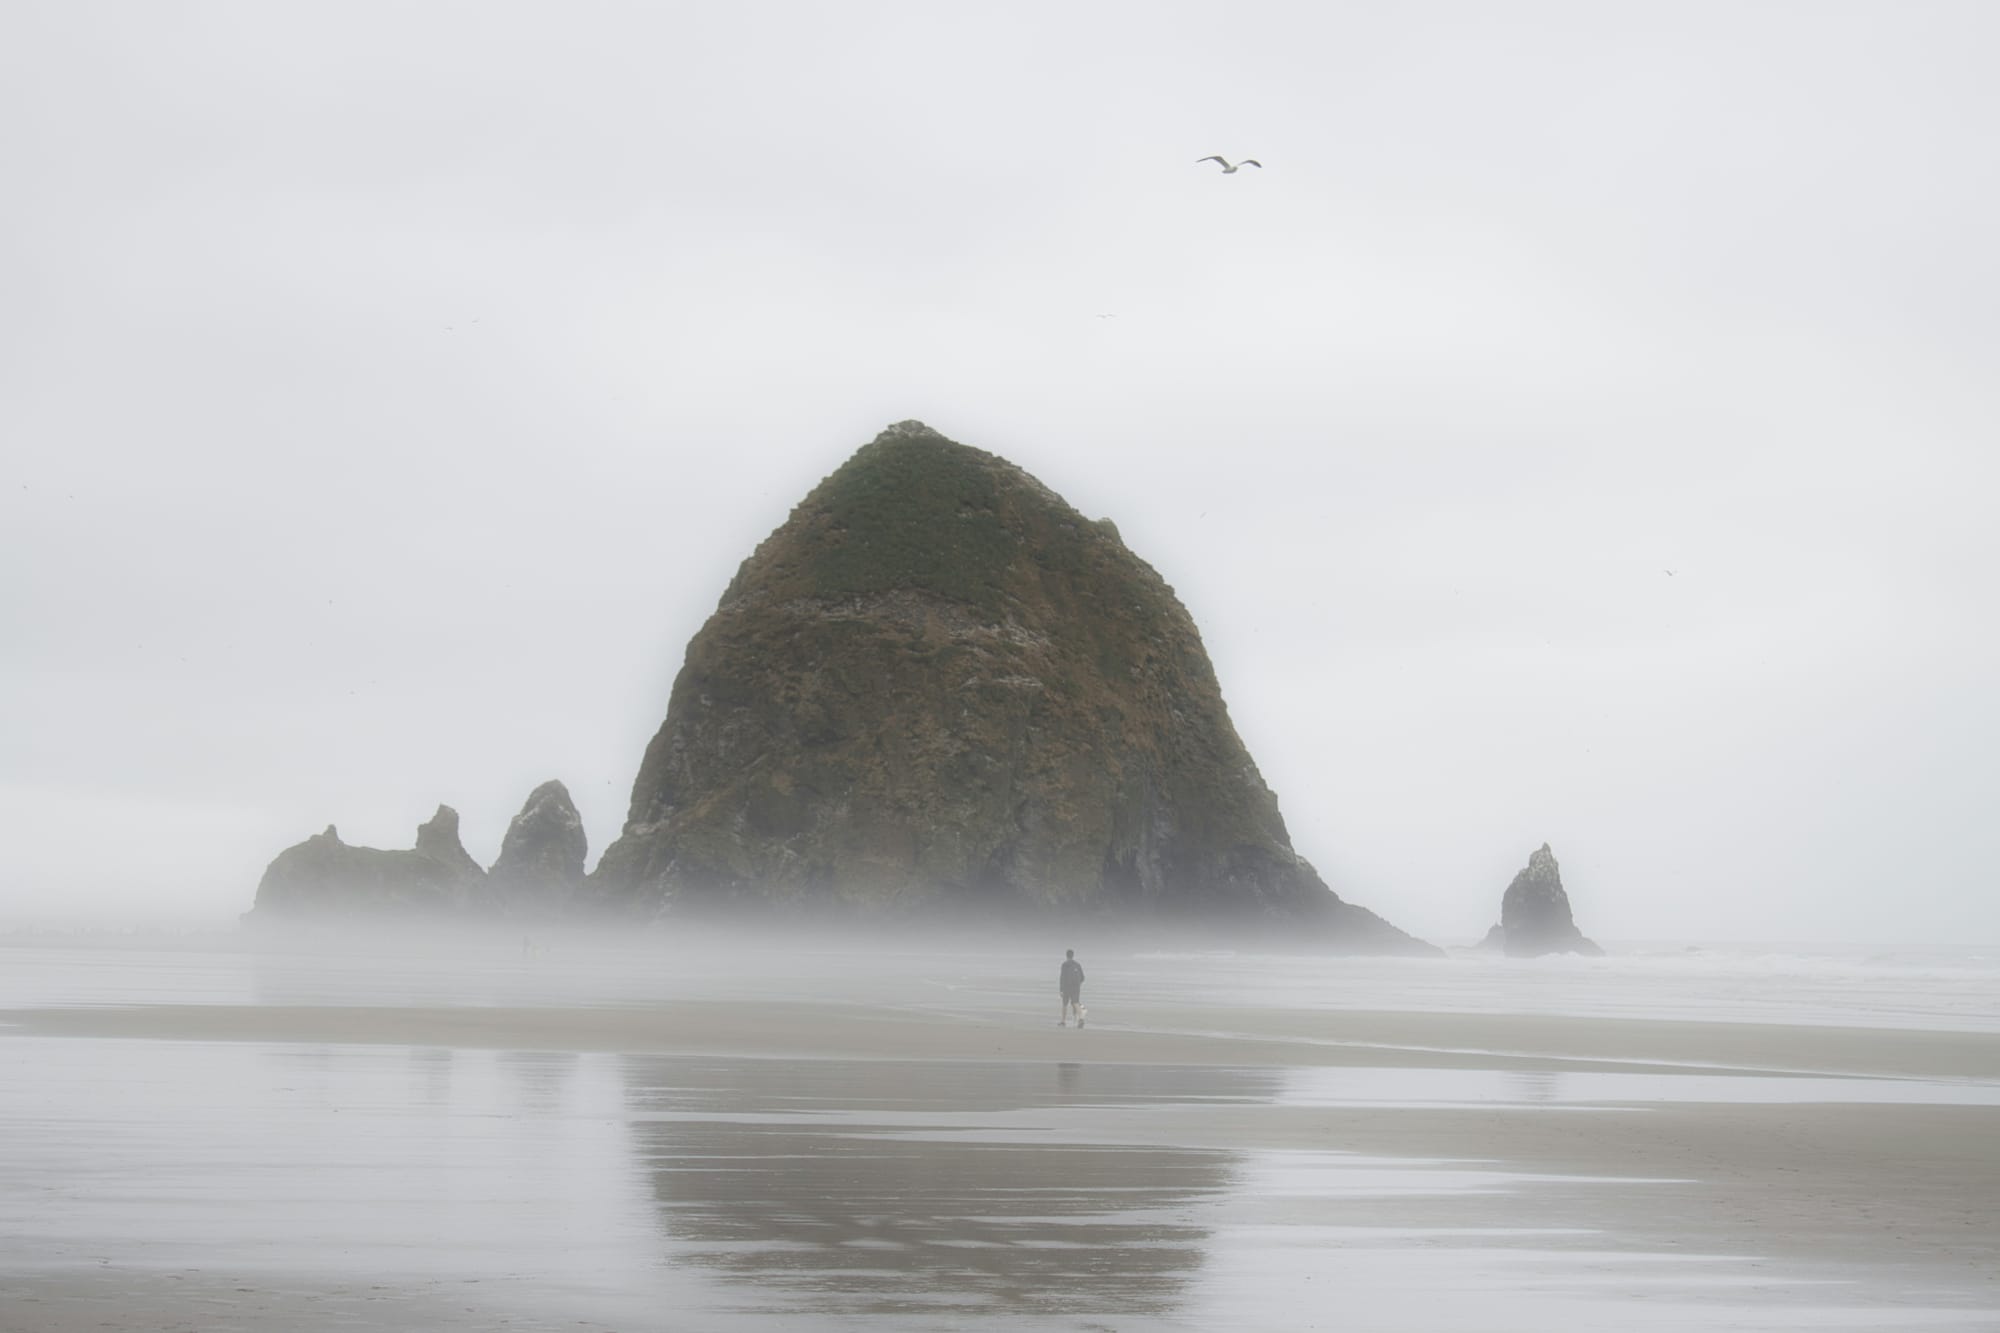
[1482,843,1603,957]
[249,807,486,918]
[588,420,1431,952]
[486,780,587,914]
[414,804,484,883]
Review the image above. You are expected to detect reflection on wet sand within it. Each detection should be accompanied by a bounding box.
[623,1059,1268,1320]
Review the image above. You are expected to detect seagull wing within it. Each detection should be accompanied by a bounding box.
[1240,159,1262,168]
[1196,156,1227,167]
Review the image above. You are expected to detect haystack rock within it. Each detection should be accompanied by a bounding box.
[590,420,1431,952]
[1483,843,1603,957]
[486,779,587,913]
[249,806,485,918]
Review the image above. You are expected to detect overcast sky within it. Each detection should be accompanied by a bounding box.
[3,1,1995,945]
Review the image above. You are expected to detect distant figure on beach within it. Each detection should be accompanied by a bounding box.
[1058,949,1085,1027]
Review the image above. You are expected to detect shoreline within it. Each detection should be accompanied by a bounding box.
[7,1000,1998,1082]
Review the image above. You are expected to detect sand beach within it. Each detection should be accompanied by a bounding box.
[1,937,1995,1331]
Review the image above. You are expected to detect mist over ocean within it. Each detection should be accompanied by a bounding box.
[4,929,1998,1032]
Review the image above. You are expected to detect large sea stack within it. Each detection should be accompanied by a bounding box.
[590,421,1429,951]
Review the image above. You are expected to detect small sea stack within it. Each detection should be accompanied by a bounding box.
[247,806,485,919]
[485,779,588,915]
[1481,843,1604,957]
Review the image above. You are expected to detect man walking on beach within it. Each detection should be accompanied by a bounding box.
[1058,949,1085,1027]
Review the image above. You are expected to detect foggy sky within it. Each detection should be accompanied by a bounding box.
[3,1,1995,944]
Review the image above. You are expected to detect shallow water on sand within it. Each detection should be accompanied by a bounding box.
[2,940,1996,1331]
[8,1038,1984,1332]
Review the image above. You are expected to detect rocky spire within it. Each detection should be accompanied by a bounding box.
[487,780,587,913]
[414,804,484,882]
[1486,843,1603,957]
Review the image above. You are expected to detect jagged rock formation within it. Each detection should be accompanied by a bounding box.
[590,420,1430,952]
[486,779,587,914]
[414,805,484,883]
[248,807,485,918]
[1482,843,1603,957]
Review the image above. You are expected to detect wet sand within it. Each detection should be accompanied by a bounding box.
[10,997,1998,1079]
[4,969,1997,1330]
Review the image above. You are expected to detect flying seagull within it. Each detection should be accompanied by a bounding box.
[1197,156,1262,173]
